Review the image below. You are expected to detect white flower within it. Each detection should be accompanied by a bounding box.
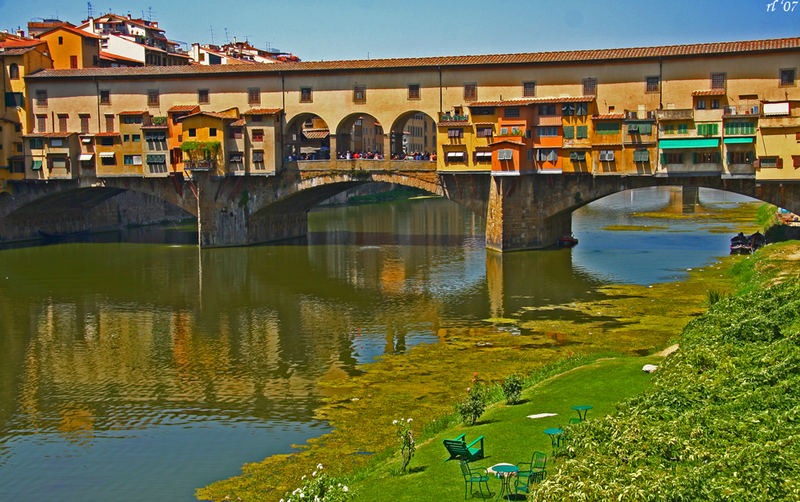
[407,418,413,423]
[317,463,323,470]
[343,486,349,492]
[338,483,342,487]
[392,420,397,424]
[312,471,317,477]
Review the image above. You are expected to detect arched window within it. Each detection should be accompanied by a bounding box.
[9,63,19,80]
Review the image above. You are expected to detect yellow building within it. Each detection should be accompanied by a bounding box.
[176,109,239,177]
[36,25,102,69]
[1,39,52,191]
[756,100,800,181]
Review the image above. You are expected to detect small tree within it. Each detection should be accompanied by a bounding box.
[456,373,487,425]
[502,374,523,404]
[394,417,416,473]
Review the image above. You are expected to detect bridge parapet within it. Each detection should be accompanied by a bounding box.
[290,159,437,173]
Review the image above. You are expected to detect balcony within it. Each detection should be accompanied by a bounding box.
[185,160,217,171]
[723,102,760,118]
[438,113,469,125]
[535,116,562,126]
[657,109,693,121]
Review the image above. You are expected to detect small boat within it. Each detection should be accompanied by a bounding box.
[558,234,579,248]
[730,231,766,255]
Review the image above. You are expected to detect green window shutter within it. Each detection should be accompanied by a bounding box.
[576,126,588,139]
[660,153,666,164]
[639,123,652,135]
[563,126,574,139]
[693,152,699,163]
[746,122,754,134]
[678,124,688,134]
[596,122,620,135]
[714,152,721,163]
[711,123,718,135]
[628,124,639,134]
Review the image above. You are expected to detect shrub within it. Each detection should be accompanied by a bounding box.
[393,417,415,473]
[280,464,351,502]
[501,374,523,404]
[456,373,487,425]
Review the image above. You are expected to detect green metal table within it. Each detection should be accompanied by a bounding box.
[543,427,564,454]
[488,463,519,501]
[571,405,593,421]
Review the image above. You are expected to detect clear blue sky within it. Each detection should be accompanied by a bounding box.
[1,0,798,60]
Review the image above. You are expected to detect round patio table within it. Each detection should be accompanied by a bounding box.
[543,427,564,452]
[487,463,519,501]
[571,405,593,421]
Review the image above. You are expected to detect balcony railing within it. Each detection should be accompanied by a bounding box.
[657,109,694,121]
[185,160,217,171]
[439,113,469,123]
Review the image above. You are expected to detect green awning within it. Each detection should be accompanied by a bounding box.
[31,160,42,170]
[723,137,754,144]
[659,138,719,149]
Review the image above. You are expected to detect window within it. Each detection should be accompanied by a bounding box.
[50,138,63,147]
[693,152,721,164]
[447,128,463,138]
[188,128,196,137]
[497,149,513,161]
[463,83,477,101]
[476,127,493,138]
[353,86,366,103]
[15,141,22,152]
[252,150,265,169]
[124,155,143,165]
[677,123,689,134]
[504,107,520,118]
[599,150,615,162]
[101,154,116,166]
[537,126,558,137]
[628,123,652,135]
[646,76,660,92]
[583,78,597,96]
[80,114,90,133]
[30,138,43,149]
[696,99,706,110]
[710,99,720,110]
[147,154,167,173]
[711,72,726,89]
[724,121,756,135]
[758,157,780,168]
[100,90,110,104]
[633,149,650,162]
[231,127,243,139]
[122,115,143,124]
[473,151,492,162]
[58,36,63,45]
[145,133,167,150]
[5,91,24,108]
[35,90,47,106]
[576,102,588,116]
[793,155,800,168]
[100,136,114,146]
[728,151,754,164]
[147,89,159,107]
[9,63,19,80]
[523,81,536,97]
[697,123,718,136]
[407,84,420,100]
[563,126,574,139]
[300,87,313,103]
[36,114,46,132]
[198,89,209,104]
[105,114,115,133]
[576,126,588,139]
[570,151,587,162]
[780,68,796,86]
[248,87,261,104]
[595,122,620,135]
[471,107,494,116]
[58,114,68,133]
[561,103,575,116]
[536,149,558,162]
[661,152,682,164]
[70,55,78,69]
[538,104,556,116]
[123,134,130,142]
[132,134,141,142]
[209,128,217,137]
[252,129,264,142]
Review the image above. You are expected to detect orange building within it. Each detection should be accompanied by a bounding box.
[37,25,102,69]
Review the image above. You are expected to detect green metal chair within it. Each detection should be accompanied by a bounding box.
[517,451,546,482]
[514,470,545,496]
[443,434,485,463]
[459,460,490,499]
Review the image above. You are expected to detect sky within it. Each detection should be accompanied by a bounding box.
[0,0,798,61]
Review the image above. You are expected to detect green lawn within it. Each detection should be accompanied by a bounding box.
[350,355,661,501]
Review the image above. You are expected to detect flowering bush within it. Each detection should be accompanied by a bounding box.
[280,464,351,502]
[456,373,487,425]
[501,374,523,404]
[393,417,416,473]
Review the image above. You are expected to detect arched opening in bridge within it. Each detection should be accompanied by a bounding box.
[1,186,194,244]
[335,113,384,158]
[285,113,331,160]
[388,111,437,159]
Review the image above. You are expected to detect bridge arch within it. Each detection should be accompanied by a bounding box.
[334,112,386,158]
[388,110,437,158]
[284,112,333,160]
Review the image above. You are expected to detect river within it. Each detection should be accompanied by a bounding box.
[0,187,758,501]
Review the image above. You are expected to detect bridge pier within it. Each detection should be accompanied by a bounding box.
[485,175,574,252]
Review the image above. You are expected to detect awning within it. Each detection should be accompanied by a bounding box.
[81,137,92,143]
[99,152,115,158]
[659,139,719,149]
[31,160,42,170]
[723,137,754,144]
[446,151,466,159]
[763,102,789,116]
[79,154,94,161]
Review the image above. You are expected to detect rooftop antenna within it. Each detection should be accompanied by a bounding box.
[87,2,94,18]
[147,6,153,21]
[224,27,229,44]
[209,25,214,44]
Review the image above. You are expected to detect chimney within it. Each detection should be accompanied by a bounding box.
[16,29,25,38]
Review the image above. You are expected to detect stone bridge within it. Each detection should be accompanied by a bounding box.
[1,162,799,251]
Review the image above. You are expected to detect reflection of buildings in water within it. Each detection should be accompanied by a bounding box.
[486,252,504,318]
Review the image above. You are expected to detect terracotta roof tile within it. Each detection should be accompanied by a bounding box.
[23,132,76,138]
[25,37,800,80]
[243,108,282,115]
[469,96,594,107]
[0,46,42,56]
[167,105,200,113]
[692,89,727,96]
[118,110,147,115]
[99,51,142,64]
[94,132,120,136]
[489,139,526,146]
[230,119,245,126]
[38,25,103,40]
[177,111,238,122]
[303,129,330,139]
[592,114,625,120]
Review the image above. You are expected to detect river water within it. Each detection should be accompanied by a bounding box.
[0,187,757,501]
